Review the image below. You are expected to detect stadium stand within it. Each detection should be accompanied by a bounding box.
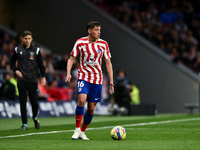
[89,0,200,74]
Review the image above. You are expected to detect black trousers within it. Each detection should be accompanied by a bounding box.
[17,79,38,124]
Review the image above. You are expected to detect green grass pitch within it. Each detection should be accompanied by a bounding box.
[0,114,200,150]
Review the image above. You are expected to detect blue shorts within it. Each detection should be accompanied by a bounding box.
[77,79,102,102]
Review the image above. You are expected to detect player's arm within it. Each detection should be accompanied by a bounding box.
[65,55,76,84]
[105,58,114,94]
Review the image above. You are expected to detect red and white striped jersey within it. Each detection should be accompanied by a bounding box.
[71,36,111,85]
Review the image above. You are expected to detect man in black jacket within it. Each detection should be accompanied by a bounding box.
[10,30,46,130]
[0,72,17,100]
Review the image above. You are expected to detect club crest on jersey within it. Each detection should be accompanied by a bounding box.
[97,49,102,54]
[20,51,23,55]
[30,52,34,60]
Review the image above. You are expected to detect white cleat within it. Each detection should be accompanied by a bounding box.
[72,128,80,140]
[79,131,89,140]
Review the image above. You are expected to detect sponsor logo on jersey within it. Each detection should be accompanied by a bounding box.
[83,60,98,65]
[90,57,95,62]
[83,56,98,66]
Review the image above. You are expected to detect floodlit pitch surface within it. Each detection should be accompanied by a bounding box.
[0,114,200,150]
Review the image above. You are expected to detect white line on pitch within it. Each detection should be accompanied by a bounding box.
[0,118,199,139]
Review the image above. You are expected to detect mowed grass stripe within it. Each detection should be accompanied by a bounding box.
[0,117,199,139]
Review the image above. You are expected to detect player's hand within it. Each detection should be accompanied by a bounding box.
[15,70,23,78]
[41,77,46,86]
[65,74,72,84]
[109,82,114,94]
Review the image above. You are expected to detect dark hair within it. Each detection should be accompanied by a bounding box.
[87,21,101,30]
[23,30,32,37]
[3,72,11,79]
[116,69,126,76]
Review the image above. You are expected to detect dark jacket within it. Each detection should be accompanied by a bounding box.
[10,44,46,82]
[0,81,17,100]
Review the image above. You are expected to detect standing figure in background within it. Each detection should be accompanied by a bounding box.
[10,30,46,130]
[65,21,114,140]
[114,70,133,114]
[0,72,16,100]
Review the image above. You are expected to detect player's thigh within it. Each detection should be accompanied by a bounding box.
[77,80,90,105]
[88,84,102,103]
[77,79,90,94]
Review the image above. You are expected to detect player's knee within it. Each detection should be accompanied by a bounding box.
[87,106,95,114]
[87,109,94,114]
[78,99,86,106]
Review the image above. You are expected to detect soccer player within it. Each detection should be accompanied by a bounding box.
[65,21,114,140]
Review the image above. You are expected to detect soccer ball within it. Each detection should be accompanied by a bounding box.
[110,126,126,140]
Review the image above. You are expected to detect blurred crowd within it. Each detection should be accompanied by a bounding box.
[0,29,109,102]
[89,0,200,74]
[3,0,200,102]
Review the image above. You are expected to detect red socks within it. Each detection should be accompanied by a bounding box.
[81,121,90,132]
[75,114,83,128]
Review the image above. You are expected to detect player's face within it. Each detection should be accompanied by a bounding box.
[23,35,33,48]
[89,26,101,40]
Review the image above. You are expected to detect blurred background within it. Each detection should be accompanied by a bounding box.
[0,0,200,117]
